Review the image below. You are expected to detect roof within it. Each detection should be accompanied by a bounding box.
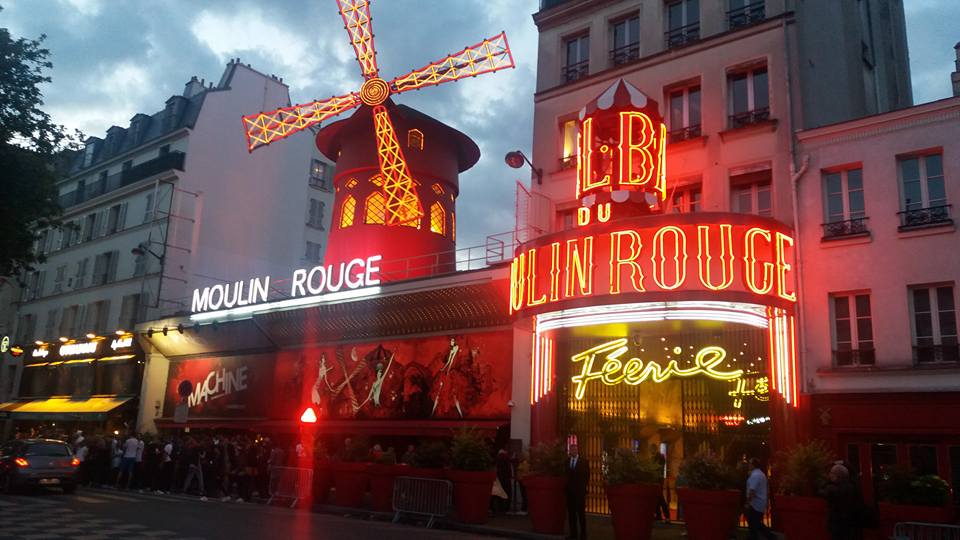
[579,78,661,120]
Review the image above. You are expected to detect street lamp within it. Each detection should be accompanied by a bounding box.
[131,242,163,261]
[504,150,543,185]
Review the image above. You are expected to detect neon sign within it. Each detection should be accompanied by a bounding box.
[570,338,743,400]
[59,341,99,357]
[110,336,133,351]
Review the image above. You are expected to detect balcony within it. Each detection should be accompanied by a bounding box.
[561,61,589,84]
[728,107,770,129]
[559,155,576,171]
[610,43,641,67]
[668,125,702,144]
[822,216,869,240]
[727,3,766,30]
[833,348,876,367]
[898,204,952,231]
[59,151,185,208]
[914,344,959,364]
[665,23,700,49]
[309,175,331,191]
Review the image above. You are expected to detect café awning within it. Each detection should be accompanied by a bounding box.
[0,396,134,421]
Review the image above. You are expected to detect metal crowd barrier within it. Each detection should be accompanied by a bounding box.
[391,476,453,528]
[267,466,313,508]
[893,522,960,540]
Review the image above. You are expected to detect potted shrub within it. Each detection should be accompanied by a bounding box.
[312,439,332,504]
[331,437,371,508]
[877,466,953,537]
[604,447,664,540]
[405,440,448,479]
[445,429,495,524]
[773,441,832,540]
[368,448,402,512]
[522,442,569,534]
[676,453,742,540]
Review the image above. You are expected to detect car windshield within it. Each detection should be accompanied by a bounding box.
[24,443,71,457]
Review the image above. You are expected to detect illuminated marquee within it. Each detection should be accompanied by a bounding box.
[510,216,796,316]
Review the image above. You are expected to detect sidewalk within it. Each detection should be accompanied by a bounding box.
[450,513,688,540]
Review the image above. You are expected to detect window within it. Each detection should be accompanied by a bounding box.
[106,203,126,235]
[121,160,133,175]
[431,184,445,196]
[910,285,958,363]
[730,171,771,216]
[159,145,170,157]
[133,252,148,277]
[609,15,640,66]
[561,119,578,170]
[667,85,701,142]
[407,129,424,150]
[728,0,765,30]
[305,241,322,263]
[92,251,118,286]
[669,184,701,213]
[340,196,356,228]
[83,213,97,242]
[909,445,939,476]
[899,153,950,228]
[307,198,325,229]
[118,294,142,330]
[822,168,868,238]
[430,202,446,235]
[23,271,45,301]
[15,314,36,343]
[365,192,387,225]
[82,143,95,168]
[309,159,331,191]
[74,258,89,289]
[727,65,769,128]
[666,0,700,49]
[144,193,155,224]
[59,306,77,337]
[84,300,110,334]
[43,309,58,341]
[52,264,67,294]
[831,293,875,366]
[562,34,590,83]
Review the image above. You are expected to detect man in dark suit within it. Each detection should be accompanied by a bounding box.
[565,444,589,540]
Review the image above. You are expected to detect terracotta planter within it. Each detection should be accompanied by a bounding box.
[605,483,661,540]
[312,459,332,504]
[523,475,567,534]
[445,469,496,524]
[878,502,954,537]
[774,494,828,540]
[677,487,742,540]
[368,464,404,512]
[331,461,370,508]
[400,466,445,480]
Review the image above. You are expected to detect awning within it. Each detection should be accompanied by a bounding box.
[0,396,134,421]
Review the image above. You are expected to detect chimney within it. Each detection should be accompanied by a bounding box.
[183,75,205,98]
[953,42,960,97]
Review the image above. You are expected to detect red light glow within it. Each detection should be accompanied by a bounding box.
[300,407,318,424]
[14,457,28,467]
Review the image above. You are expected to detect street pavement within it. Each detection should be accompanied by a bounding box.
[0,487,492,540]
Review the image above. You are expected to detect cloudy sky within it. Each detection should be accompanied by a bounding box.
[4,0,958,249]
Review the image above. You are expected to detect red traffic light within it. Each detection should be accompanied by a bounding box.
[300,407,318,424]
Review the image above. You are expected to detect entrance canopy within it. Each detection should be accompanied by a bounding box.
[0,396,133,421]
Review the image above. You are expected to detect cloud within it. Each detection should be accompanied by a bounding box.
[56,0,103,17]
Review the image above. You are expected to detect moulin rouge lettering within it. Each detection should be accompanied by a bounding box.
[570,338,743,400]
[188,366,248,408]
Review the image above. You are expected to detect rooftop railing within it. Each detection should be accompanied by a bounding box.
[59,151,185,208]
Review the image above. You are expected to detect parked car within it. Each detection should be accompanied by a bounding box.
[0,439,79,493]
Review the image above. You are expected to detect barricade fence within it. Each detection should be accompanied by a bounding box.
[392,476,452,528]
[267,466,313,507]
[893,522,960,540]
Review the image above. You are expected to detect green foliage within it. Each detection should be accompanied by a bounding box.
[605,448,662,486]
[341,436,371,462]
[450,429,493,472]
[677,453,740,490]
[375,449,397,465]
[879,466,950,507]
[527,441,569,477]
[778,440,833,496]
[412,441,449,469]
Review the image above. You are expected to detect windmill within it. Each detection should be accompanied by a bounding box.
[242,0,514,238]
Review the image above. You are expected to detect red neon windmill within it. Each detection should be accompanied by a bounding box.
[242,0,514,228]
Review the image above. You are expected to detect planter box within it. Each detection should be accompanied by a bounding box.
[677,487,741,540]
[606,483,661,540]
[878,502,954,538]
[774,494,828,540]
[446,469,496,524]
[524,475,566,534]
[400,467,445,480]
[368,464,404,512]
[331,462,370,508]
[312,460,332,504]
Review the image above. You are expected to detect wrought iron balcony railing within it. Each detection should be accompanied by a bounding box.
[727,3,766,30]
[668,124,702,143]
[833,348,876,367]
[59,151,185,208]
[561,60,589,84]
[728,107,770,129]
[898,204,952,230]
[665,23,700,49]
[822,216,869,239]
[559,155,577,170]
[914,344,960,364]
[610,43,641,67]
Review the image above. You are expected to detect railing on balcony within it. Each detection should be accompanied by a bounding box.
[727,3,766,30]
[728,107,770,129]
[914,344,960,364]
[833,348,876,367]
[610,43,641,67]
[665,23,700,49]
[668,124,702,143]
[59,151,185,208]
[822,216,869,239]
[561,60,589,84]
[898,204,952,230]
[559,155,577,171]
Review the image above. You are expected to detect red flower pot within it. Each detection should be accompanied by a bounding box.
[312,459,332,504]
[368,464,404,512]
[878,502,954,538]
[677,488,742,540]
[331,462,370,508]
[524,475,567,534]
[605,483,661,540]
[445,469,496,524]
[774,494,828,540]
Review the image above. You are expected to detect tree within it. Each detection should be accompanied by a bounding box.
[0,10,81,278]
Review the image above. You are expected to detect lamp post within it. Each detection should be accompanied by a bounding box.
[505,150,543,185]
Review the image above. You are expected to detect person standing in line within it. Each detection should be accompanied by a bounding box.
[134,435,145,490]
[156,438,173,494]
[75,441,89,486]
[651,445,670,522]
[183,443,207,500]
[744,458,775,540]
[565,444,590,540]
[825,464,862,540]
[115,433,139,489]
